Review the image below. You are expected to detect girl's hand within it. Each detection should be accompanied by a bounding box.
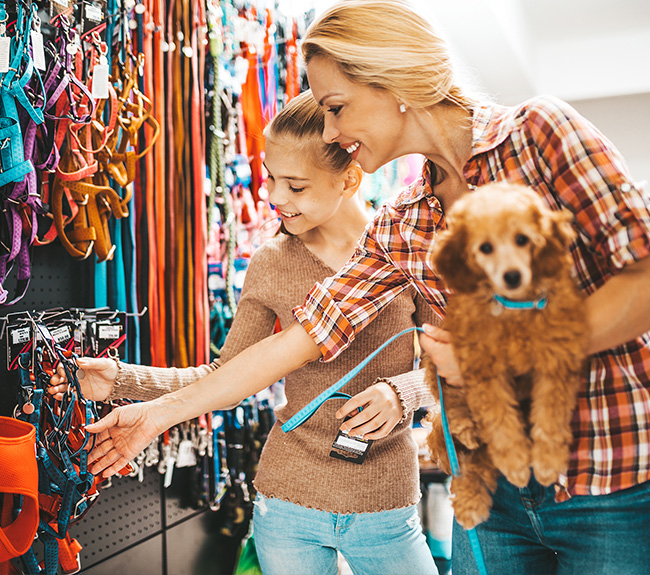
[48,357,118,402]
[335,380,403,440]
[419,323,464,387]
[86,401,168,478]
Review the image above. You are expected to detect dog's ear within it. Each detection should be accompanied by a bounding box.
[431,224,481,293]
[533,209,575,278]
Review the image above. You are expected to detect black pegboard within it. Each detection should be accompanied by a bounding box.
[2,241,230,575]
[78,534,164,575]
[1,242,94,313]
[70,471,164,572]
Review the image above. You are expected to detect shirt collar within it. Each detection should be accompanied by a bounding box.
[470,102,514,155]
[392,101,513,210]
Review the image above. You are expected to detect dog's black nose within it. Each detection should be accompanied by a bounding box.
[504,270,521,288]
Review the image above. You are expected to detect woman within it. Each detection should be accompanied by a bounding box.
[51,89,439,575]
[72,1,650,573]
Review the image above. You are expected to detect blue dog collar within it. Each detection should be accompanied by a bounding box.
[493,294,548,310]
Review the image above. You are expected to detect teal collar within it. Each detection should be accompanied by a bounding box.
[493,294,547,310]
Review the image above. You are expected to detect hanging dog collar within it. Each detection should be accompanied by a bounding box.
[492,293,548,311]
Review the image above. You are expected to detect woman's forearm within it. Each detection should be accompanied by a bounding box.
[586,256,650,354]
[151,321,322,429]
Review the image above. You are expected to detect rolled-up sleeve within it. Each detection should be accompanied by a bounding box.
[528,96,650,274]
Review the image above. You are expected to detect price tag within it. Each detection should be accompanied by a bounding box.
[31,30,47,71]
[11,326,31,345]
[98,324,121,339]
[85,3,103,22]
[92,62,110,99]
[0,37,11,74]
[50,325,72,345]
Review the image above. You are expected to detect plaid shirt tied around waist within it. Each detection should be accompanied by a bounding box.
[294,95,650,499]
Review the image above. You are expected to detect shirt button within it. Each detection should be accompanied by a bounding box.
[621,182,632,192]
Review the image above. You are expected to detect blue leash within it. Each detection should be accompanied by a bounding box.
[282,326,488,574]
[437,371,488,575]
[281,327,423,432]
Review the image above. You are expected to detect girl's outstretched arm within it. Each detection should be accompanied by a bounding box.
[86,321,322,477]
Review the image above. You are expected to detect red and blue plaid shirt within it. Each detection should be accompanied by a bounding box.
[294,95,650,498]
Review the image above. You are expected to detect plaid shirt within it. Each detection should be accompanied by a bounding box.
[294,95,650,498]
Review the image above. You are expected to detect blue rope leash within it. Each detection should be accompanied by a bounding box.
[281,327,424,432]
[437,372,488,575]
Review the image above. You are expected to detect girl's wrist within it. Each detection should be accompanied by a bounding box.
[151,394,190,431]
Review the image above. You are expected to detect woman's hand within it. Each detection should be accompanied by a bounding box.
[86,401,168,478]
[419,323,464,387]
[48,357,118,402]
[335,380,403,440]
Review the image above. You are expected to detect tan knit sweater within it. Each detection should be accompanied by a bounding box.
[111,235,437,513]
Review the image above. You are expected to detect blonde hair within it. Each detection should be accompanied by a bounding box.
[264,90,352,174]
[302,0,476,110]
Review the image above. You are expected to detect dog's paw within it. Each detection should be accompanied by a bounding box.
[452,493,492,530]
[490,441,531,488]
[503,465,531,488]
[532,441,569,486]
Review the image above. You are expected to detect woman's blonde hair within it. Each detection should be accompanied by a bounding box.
[302,0,476,110]
[264,89,352,174]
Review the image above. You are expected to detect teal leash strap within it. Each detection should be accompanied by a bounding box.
[281,326,425,433]
[437,372,488,575]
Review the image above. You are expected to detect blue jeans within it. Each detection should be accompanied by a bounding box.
[452,476,650,575]
[252,493,439,575]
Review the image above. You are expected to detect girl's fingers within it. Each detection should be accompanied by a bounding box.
[101,457,132,479]
[88,438,115,462]
[86,413,117,434]
[89,449,123,476]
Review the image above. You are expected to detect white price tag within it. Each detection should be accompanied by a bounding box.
[92,62,110,99]
[0,37,11,74]
[11,327,31,345]
[31,31,47,71]
[98,324,121,339]
[50,325,72,344]
[85,3,103,23]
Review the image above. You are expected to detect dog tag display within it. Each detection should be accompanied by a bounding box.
[330,429,373,464]
[329,414,373,465]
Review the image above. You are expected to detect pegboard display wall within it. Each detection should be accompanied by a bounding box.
[2,241,238,574]
[69,471,163,568]
[1,242,94,313]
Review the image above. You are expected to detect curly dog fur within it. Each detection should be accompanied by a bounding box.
[424,182,587,529]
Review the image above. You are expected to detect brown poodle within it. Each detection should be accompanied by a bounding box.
[424,182,587,529]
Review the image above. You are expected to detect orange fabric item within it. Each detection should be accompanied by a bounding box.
[191,0,209,366]
[142,0,164,367]
[151,0,168,367]
[240,43,266,202]
[0,417,39,562]
[285,20,301,102]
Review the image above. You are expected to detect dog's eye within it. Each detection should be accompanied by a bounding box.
[515,234,529,247]
[479,242,493,254]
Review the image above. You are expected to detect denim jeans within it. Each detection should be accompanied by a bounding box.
[452,476,650,575]
[252,493,439,575]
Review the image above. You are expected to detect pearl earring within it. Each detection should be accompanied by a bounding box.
[399,103,406,113]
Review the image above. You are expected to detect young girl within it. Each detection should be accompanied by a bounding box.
[51,90,439,575]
